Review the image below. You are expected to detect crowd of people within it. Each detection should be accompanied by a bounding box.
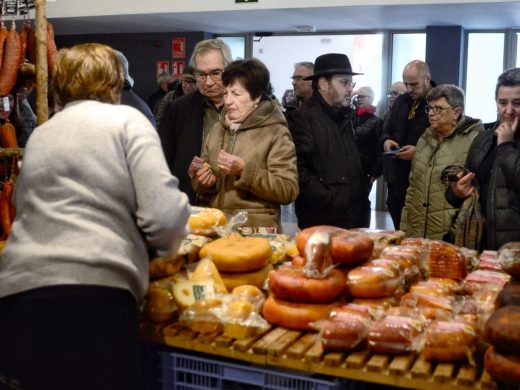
[0,37,519,388]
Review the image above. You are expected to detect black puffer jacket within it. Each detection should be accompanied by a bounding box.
[288,92,370,229]
[447,122,520,249]
[352,109,384,181]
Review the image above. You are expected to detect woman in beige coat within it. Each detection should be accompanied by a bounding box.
[191,59,298,232]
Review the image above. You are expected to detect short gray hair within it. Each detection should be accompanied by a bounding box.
[189,39,233,69]
[495,68,520,100]
[427,84,465,111]
[294,62,314,72]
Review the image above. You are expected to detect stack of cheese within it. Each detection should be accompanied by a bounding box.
[199,234,273,291]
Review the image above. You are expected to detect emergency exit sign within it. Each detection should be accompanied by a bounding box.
[235,0,258,2]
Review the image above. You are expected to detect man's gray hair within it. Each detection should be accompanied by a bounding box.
[294,62,314,72]
[189,39,233,69]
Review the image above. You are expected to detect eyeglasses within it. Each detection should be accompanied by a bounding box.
[425,105,453,114]
[357,95,371,100]
[194,70,224,82]
[291,76,307,81]
[332,77,356,88]
[387,90,403,98]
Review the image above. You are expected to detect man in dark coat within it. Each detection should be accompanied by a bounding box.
[158,39,232,205]
[288,53,370,229]
[380,60,435,229]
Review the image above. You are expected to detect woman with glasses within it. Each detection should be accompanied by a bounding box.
[190,58,298,232]
[400,84,483,239]
[446,68,520,250]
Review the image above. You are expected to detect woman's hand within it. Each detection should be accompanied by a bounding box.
[452,171,475,199]
[396,145,416,161]
[188,156,205,179]
[195,164,217,188]
[496,116,519,145]
[217,150,245,176]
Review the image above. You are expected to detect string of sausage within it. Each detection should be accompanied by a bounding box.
[0,22,21,97]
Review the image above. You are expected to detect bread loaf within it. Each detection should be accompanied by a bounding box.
[423,320,477,362]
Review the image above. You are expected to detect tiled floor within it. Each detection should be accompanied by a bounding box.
[281,203,395,237]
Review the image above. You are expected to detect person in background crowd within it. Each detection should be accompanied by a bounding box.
[288,53,369,229]
[281,89,298,111]
[155,65,197,128]
[380,60,435,229]
[447,68,520,249]
[0,43,190,390]
[401,84,483,239]
[375,81,406,119]
[159,39,232,205]
[114,50,156,127]
[352,85,384,192]
[147,71,176,115]
[285,61,314,118]
[191,59,298,231]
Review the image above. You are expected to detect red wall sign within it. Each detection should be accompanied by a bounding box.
[172,37,185,59]
[171,61,185,77]
[156,61,170,77]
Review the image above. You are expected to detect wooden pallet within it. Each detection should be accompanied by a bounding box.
[140,321,497,390]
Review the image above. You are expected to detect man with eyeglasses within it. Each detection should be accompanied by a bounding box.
[285,62,314,119]
[375,81,406,119]
[380,60,435,229]
[158,39,232,205]
[287,53,370,229]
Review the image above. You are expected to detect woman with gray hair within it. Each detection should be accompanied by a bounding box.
[400,84,484,239]
[446,68,520,249]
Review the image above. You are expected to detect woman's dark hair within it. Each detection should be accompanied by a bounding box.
[495,68,520,100]
[222,59,270,100]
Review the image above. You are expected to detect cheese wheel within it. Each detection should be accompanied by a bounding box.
[268,267,346,303]
[484,345,520,386]
[200,235,272,272]
[188,207,227,236]
[262,295,339,330]
[485,305,520,353]
[220,263,273,291]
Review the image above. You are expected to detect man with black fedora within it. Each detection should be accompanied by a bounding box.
[287,53,370,229]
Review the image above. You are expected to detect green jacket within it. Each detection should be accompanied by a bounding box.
[401,115,483,239]
[193,100,298,231]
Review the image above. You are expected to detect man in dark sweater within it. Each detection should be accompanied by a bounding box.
[158,39,232,205]
[380,60,435,229]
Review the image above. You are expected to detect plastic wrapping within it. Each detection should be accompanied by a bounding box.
[188,258,228,294]
[329,303,379,320]
[319,313,372,351]
[230,285,265,312]
[144,279,177,323]
[214,211,248,237]
[409,278,460,297]
[423,320,477,363]
[221,300,270,339]
[188,207,228,237]
[179,298,223,334]
[352,297,398,310]
[149,254,184,279]
[477,250,501,272]
[497,241,520,279]
[367,315,425,354]
[428,240,468,281]
[461,269,511,295]
[303,230,334,278]
[350,228,405,259]
[346,261,404,299]
[380,244,429,277]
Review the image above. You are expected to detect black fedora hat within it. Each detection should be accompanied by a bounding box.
[303,53,362,80]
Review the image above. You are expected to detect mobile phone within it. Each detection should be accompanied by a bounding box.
[383,147,399,156]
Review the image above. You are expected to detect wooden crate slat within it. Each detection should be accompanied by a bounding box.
[286,333,317,360]
[366,354,390,372]
[433,362,455,383]
[388,354,416,376]
[233,325,272,352]
[304,339,324,363]
[411,354,432,379]
[323,351,346,367]
[267,330,302,357]
[252,327,289,355]
[455,363,476,386]
[345,350,370,369]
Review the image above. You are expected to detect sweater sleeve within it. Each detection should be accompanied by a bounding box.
[125,113,190,257]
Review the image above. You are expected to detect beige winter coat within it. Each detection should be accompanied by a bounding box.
[193,100,298,231]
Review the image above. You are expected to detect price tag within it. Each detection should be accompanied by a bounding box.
[5,0,17,15]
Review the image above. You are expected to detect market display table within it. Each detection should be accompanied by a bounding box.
[140,321,497,390]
